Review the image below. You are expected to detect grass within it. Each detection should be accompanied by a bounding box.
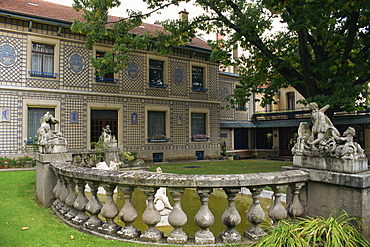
[0,171,139,247]
[0,159,290,246]
[148,159,291,174]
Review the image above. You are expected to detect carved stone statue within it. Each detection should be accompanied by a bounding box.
[292,103,367,173]
[37,112,67,154]
[292,103,365,160]
[101,125,117,148]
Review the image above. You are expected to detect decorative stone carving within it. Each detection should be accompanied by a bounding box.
[221,188,242,243]
[194,188,215,245]
[37,112,67,154]
[292,103,367,173]
[154,167,173,227]
[292,103,366,160]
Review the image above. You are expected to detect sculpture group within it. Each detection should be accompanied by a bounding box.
[37,112,67,154]
[292,102,365,160]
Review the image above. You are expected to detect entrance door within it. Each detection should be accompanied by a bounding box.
[234,129,248,150]
[279,127,296,156]
[91,110,118,144]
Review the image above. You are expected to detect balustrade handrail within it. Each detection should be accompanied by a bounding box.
[51,161,308,188]
[50,160,309,245]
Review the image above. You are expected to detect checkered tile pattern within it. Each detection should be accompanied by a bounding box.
[0,31,26,85]
[62,42,90,88]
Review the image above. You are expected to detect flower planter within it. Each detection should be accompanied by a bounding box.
[191,138,210,142]
[147,138,170,142]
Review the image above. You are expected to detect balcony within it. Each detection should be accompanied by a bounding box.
[28,71,58,78]
[253,108,311,121]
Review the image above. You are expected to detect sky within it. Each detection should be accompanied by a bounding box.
[46,0,204,24]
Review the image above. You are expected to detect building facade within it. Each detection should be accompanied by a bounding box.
[0,0,232,162]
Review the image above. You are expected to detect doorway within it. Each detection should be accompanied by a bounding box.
[234,129,249,150]
[91,110,118,144]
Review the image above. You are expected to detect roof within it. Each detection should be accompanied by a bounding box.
[0,0,210,50]
[219,71,239,77]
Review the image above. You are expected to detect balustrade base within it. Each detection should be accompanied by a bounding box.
[117,227,141,239]
[72,213,89,225]
[140,229,163,242]
[220,229,242,243]
[244,227,267,242]
[167,231,188,244]
[65,209,78,221]
[195,230,215,245]
[59,205,71,215]
[98,223,121,236]
[84,218,103,231]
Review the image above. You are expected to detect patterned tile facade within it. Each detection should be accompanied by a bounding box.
[0,8,234,160]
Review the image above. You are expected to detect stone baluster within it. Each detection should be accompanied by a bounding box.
[98,183,121,236]
[221,188,242,243]
[167,188,188,244]
[268,185,288,226]
[244,186,266,241]
[52,173,64,209]
[58,175,70,215]
[72,179,89,225]
[287,182,305,218]
[194,188,215,245]
[140,186,163,242]
[64,177,78,221]
[84,181,103,231]
[117,186,141,239]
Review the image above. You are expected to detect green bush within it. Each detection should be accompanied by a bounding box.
[253,210,369,247]
[0,156,36,169]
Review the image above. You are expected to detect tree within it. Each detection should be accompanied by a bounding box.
[71,0,370,116]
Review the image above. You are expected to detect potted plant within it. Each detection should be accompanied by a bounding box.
[220,141,227,157]
[191,134,210,141]
[147,134,169,142]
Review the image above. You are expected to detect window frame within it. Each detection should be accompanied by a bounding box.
[27,36,60,79]
[190,62,208,92]
[189,108,210,141]
[147,55,168,88]
[145,106,170,143]
[287,92,295,110]
[93,46,118,83]
[22,99,60,145]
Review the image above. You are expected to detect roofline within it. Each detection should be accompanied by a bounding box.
[0,10,212,53]
[0,10,72,27]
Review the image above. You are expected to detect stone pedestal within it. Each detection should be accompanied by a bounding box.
[36,153,72,207]
[105,147,120,165]
[293,155,368,174]
[286,155,370,239]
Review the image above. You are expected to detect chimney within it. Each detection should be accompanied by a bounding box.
[178,9,189,21]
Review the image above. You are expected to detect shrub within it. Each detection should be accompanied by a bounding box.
[0,156,36,169]
[253,210,369,247]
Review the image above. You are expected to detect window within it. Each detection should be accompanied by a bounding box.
[287,92,295,110]
[148,111,166,138]
[191,113,206,136]
[27,107,55,140]
[95,51,115,83]
[149,59,164,86]
[235,86,247,111]
[265,104,272,112]
[192,66,206,91]
[30,43,57,77]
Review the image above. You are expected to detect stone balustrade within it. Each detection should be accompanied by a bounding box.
[49,160,308,245]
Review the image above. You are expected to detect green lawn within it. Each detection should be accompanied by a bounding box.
[0,159,291,246]
[148,159,291,174]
